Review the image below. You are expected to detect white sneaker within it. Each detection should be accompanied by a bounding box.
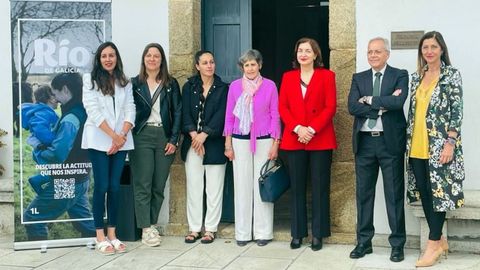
[150,225,163,241]
[150,225,160,236]
[142,227,161,247]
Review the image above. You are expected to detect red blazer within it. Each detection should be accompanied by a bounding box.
[279,68,337,150]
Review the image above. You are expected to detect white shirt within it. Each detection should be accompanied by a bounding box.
[301,83,307,98]
[360,65,386,132]
[146,83,163,125]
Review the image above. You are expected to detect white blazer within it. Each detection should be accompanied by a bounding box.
[81,73,136,152]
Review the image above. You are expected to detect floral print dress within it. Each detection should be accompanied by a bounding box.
[406,62,465,212]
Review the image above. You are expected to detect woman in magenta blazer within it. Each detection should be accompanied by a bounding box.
[279,37,337,251]
[224,49,281,247]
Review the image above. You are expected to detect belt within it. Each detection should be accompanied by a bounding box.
[361,131,383,137]
[146,122,162,127]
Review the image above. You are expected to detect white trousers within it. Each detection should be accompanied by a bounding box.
[232,138,274,241]
[185,148,226,232]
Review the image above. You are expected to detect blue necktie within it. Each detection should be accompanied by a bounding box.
[367,72,382,128]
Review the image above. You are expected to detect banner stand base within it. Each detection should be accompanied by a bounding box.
[41,243,47,253]
[14,237,95,251]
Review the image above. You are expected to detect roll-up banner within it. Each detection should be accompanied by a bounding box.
[11,0,111,250]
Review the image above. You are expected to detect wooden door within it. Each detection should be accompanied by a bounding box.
[203,0,251,83]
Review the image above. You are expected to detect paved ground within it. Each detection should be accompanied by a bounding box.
[0,235,479,270]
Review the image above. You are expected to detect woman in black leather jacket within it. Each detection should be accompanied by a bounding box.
[181,50,228,244]
[129,43,181,247]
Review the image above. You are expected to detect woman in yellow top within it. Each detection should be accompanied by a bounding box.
[406,31,464,268]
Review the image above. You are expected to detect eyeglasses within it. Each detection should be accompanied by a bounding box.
[367,50,387,56]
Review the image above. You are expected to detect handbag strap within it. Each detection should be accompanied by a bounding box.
[260,159,272,177]
[259,159,283,179]
[151,84,162,105]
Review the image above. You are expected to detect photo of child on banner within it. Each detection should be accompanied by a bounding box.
[21,85,59,194]
[22,73,96,241]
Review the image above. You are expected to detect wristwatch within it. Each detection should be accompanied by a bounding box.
[446,137,456,146]
[362,96,368,104]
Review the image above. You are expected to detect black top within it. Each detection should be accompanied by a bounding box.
[181,74,228,164]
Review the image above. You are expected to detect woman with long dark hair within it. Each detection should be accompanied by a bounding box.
[406,31,464,267]
[129,43,182,247]
[82,41,135,254]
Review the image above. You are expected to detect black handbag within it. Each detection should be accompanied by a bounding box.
[258,159,290,202]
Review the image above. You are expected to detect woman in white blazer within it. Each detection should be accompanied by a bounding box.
[81,41,135,255]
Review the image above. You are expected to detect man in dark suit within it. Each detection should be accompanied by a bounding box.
[347,37,408,262]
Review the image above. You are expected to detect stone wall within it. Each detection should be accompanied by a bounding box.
[168,0,201,85]
[0,178,14,235]
[328,0,357,243]
[166,0,201,235]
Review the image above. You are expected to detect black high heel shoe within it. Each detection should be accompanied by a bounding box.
[311,237,322,251]
[290,238,302,249]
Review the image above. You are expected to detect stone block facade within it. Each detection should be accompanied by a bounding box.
[166,0,359,244]
[166,0,200,236]
[0,178,14,235]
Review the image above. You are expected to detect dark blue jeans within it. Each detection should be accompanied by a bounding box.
[24,178,95,241]
[88,149,127,229]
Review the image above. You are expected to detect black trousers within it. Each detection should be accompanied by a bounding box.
[410,158,446,241]
[355,133,406,247]
[286,150,332,239]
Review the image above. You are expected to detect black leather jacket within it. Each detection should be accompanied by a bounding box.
[131,75,182,145]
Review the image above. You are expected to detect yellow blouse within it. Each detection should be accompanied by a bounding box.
[410,78,438,159]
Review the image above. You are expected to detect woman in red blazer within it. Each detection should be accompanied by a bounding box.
[279,37,337,251]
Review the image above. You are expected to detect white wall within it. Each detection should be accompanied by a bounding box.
[111,0,170,225]
[112,0,169,78]
[356,0,480,236]
[0,0,14,181]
